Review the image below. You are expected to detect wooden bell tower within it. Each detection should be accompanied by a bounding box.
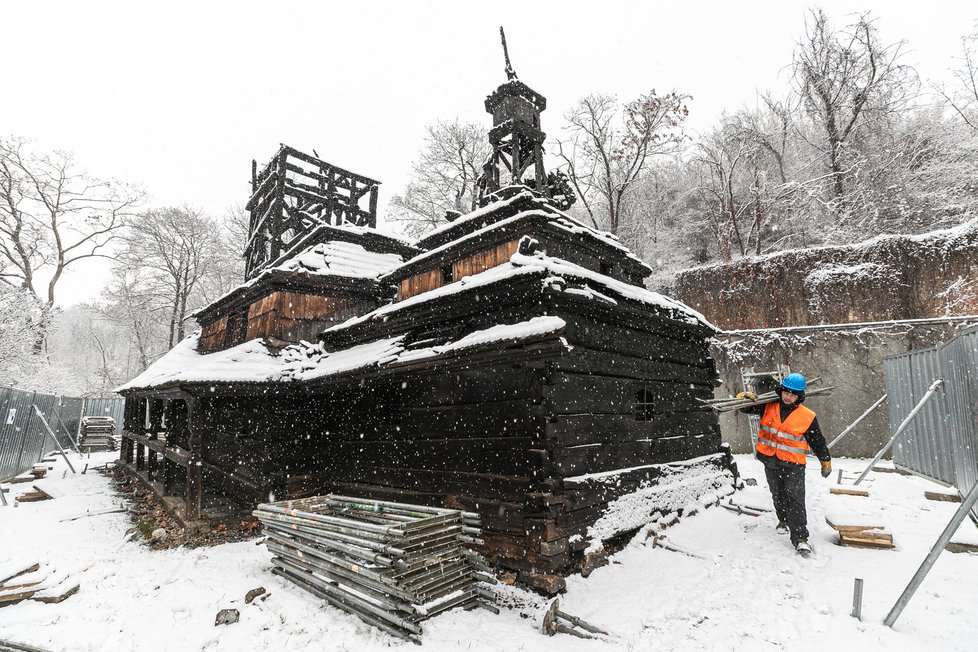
[478,28,549,205]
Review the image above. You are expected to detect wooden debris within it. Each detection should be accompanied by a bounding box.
[29,467,47,479]
[650,535,705,559]
[31,482,64,500]
[925,491,962,503]
[8,476,35,485]
[0,638,56,652]
[826,516,894,549]
[541,598,609,639]
[31,579,80,604]
[728,498,771,513]
[830,487,869,497]
[59,508,126,522]
[871,466,911,475]
[838,531,895,549]
[0,563,40,586]
[825,515,885,533]
[215,608,240,626]
[16,491,51,503]
[946,541,978,554]
[244,587,266,604]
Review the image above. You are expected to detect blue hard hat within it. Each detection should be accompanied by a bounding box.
[781,373,807,392]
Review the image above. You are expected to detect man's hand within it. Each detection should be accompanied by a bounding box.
[736,392,758,401]
[820,460,833,478]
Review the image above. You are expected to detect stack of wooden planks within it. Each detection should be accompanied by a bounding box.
[826,515,894,549]
[0,562,79,607]
[254,494,497,643]
[15,482,62,504]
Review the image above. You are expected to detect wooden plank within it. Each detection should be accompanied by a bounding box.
[839,532,895,549]
[830,487,870,497]
[0,563,40,586]
[924,491,962,503]
[16,491,50,503]
[825,516,886,533]
[31,482,64,500]
[31,581,80,604]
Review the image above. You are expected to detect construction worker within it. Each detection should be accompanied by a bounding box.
[738,373,832,556]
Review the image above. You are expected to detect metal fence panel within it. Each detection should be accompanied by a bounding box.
[884,326,978,497]
[83,398,125,436]
[0,386,125,483]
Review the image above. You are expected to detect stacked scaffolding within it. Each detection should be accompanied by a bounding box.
[254,494,497,642]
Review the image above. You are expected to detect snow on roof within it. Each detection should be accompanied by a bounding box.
[115,336,285,392]
[191,239,404,318]
[412,188,651,271]
[330,250,714,335]
[278,240,404,279]
[116,317,568,392]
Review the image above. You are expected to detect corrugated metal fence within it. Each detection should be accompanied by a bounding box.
[0,387,125,482]
[884,326,978,497]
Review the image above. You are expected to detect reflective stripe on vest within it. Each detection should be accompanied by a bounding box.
[756,402,816,465]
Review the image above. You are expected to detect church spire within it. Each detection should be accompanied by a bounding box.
[476,28,549,206]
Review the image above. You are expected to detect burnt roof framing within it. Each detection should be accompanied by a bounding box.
[245,145,381,279]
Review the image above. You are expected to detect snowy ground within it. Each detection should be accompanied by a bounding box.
[2,453,977,651]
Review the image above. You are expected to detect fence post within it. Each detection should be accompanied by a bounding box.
[854,380,943,486]
[884,478,978,628]
[14,392,38,473]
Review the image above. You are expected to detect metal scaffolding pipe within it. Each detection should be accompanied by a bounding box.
[854,380,942,486]
[829,394,888,449]
[884,478,978,628]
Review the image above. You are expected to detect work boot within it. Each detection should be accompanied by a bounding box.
[794,539,813,557]
[776,520,788,535]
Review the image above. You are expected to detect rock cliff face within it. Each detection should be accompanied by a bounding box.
[672,218,978,330]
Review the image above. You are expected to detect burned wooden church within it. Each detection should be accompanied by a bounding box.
[118,62,734,591]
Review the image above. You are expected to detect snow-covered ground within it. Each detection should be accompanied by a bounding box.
[2,453,976,651]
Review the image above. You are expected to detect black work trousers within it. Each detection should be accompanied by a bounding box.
[763,461,808,543]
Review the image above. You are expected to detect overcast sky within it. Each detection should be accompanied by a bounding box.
[3,1,976,306]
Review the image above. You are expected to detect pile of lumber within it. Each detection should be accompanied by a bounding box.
[826,515,894,550]
[703,385,833,413]
[15,482,62,504]
[254,494,497,642]
[0,562,79,608]
[80,416,117,451]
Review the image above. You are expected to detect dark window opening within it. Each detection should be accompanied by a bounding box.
[634,386,654,421]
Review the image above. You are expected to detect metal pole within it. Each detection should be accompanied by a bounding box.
[854,380,943,486]
[829,394,888,449]
[52,402,82,454]
[884,478,978,628]
[851,578,863,620]
[32,406,76,474]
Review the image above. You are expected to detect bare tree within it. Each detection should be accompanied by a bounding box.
[937,28,978,132]
[388,119,490,236]
[0,136,142,309]
[792,9,917,216]
[117,206,219,349]
[555,90,690,234]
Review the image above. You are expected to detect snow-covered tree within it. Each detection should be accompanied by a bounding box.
[388,120,490,237]
[554,90,690,236]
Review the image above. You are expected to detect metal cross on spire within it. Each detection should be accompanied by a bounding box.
[500,26,518,81]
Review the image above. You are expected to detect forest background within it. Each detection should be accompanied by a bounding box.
[2,7,978,395]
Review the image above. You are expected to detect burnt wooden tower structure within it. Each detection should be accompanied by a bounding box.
[118,44,734,593]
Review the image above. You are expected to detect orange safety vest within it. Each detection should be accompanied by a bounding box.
[756,402,816,465]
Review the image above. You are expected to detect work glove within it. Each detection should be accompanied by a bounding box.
[820,460,832,478]
[736,392,758,401]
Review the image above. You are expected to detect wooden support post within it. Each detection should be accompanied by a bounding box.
[368,185,378,228]
[147,449,158,482]
[184,397,203,520]
[122,437,134,465]
[135,443,145,471]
